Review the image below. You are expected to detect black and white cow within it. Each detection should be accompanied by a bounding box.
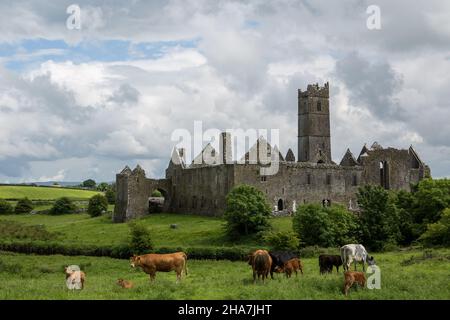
[340,244,375,272]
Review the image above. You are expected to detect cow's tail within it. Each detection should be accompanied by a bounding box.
[183,253,188,276]
[340,247,346,271]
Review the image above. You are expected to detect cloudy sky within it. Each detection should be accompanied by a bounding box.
[0,0,449,183]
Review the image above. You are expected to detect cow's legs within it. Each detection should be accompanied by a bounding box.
[149,273,156,282]
[344,279,354,296]
[253,271,256,283]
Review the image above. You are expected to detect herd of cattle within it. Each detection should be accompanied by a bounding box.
[246,244,376,295]
[65,244,376,296]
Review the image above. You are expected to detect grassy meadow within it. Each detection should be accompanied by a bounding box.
[0,213,291,248]
[1,186,449,300]
[0,249,449,300]
[0,185,101,200]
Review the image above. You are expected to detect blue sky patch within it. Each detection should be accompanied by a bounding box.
[0,37,200,72]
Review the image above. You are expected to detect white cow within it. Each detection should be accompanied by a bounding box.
[340,244,375,272]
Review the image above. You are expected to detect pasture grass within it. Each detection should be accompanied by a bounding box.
[0,213,292,248]
[0,185,101,200]
[0,248,449,299]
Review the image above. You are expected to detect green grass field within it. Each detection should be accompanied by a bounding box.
[0,249,449,300]
[0,185,101,200]
[0,213,291,248]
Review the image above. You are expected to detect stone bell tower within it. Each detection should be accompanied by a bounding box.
[298,82,332,163]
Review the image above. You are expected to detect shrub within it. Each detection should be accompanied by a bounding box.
[49,197,77,215]
[223,184,272,238]
[0,200,14,215]
[87,194,108,217]
[419,208,450,246]
[105,188,116,204]
[151,190,163,197]
[128,222,153,255]
[263,231,299,251]
[14,198,34,214]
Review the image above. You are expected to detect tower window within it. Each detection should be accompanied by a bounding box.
[307,174,311,185]
[261,176,267,182]
[317,101,322,111]
[326,174,331,185]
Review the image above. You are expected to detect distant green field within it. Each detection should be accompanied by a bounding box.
[0,213,292,248]
[0,186,101,200]
[0,248,449,299]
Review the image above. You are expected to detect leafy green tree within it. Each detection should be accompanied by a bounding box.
[356,185,401,251]
[393,179,450,244]
[105,188,116,205]
[14,198,34,214]
[49,197,77,215]
[96,182,110,192]
[0,200,14,215]
[419,208,450,246]
[82,179,96,189]
[128,222,153,254]
[293,204,332,247]
[327,205,360,246]
[87,194,108,217]
[292,204,358,247]
[223,184,272,238]
[412,179,450,230]
[263,231,300,251]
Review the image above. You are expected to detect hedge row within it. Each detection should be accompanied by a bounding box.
[0,240,258,261]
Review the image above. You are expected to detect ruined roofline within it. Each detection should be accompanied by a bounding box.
[408,145,424,166]
[177,160,363,171]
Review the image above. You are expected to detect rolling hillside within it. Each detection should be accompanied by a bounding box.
[0,185,101,200]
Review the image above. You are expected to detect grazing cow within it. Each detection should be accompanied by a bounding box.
[283,258,304,278]
[130,252,188,282]
[319,255,342,274]
[117,279,134,289]
[64,266,85,290]
[340,244,375,272]
[248,250,272,283]
[268,251,298,279]
[343,271,366,296]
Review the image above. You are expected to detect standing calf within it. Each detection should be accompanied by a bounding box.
[343,271,366,296]
[283,258,304,278]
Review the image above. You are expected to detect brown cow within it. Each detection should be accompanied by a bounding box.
[130,252,188,282]
[248,250,272,283]
[343,271,366,296]
[283,258,304,278]
[117,279,134,289]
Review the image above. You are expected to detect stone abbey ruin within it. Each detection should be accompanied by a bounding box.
[113,82,430,222]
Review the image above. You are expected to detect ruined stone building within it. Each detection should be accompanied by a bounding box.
[113,82,430,222]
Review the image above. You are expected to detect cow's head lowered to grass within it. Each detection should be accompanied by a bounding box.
[130,255,142,268]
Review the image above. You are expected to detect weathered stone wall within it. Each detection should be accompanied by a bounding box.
[113,165,172,222]
[113,172,129,223]
[359,148,424,192]
[233,162,362,213]
[169,164,235,216]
